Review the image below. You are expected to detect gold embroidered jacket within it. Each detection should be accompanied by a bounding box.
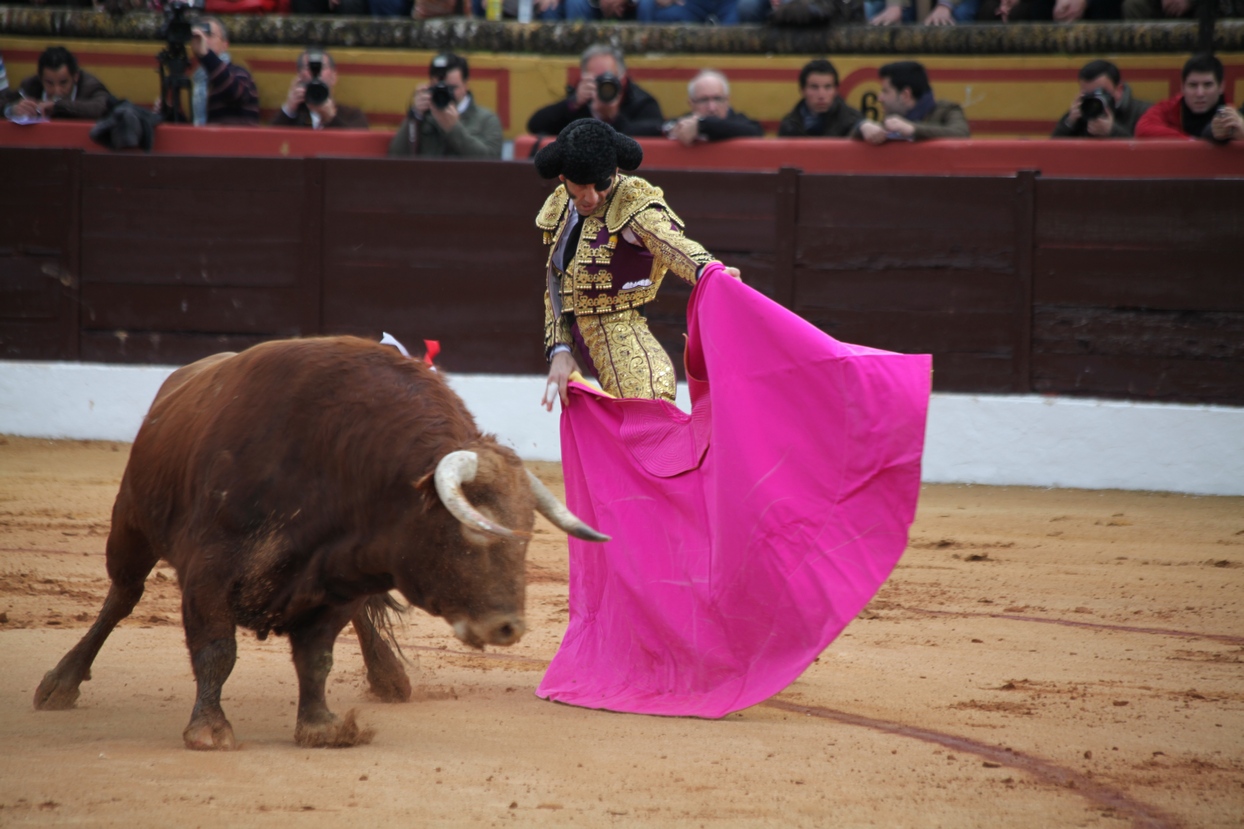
[537,174,714,355]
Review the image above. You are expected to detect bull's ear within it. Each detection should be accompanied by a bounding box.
[412,473,437,512]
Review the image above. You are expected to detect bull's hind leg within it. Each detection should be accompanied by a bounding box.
[181,584,240,750]
[34,521,157,710]
[291,609,375,748]
[353,595,411,703]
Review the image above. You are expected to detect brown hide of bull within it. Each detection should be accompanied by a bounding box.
[33,336,535,750]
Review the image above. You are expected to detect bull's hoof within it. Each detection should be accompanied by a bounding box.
[366,664,412,703]
[33,669,81,711]
[294,708,375,748]
[183,719,237,751]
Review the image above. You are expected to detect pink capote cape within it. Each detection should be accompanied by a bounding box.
[536,264,932,718]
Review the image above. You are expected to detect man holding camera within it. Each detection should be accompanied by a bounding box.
[2,46,112,122]
[273,50,367,130]
[1051,60,1151,138]
[182,16,258,125]
[526,44,664,138]
[1136,53,1244,142]
[663,69,763,146]
[388,53,502,158]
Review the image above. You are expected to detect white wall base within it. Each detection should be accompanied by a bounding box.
[2,360,1241,497]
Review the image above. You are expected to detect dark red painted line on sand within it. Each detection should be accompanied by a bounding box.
[904,607,1244,646]
[400,644,1181,828]
[762,699,1183,829]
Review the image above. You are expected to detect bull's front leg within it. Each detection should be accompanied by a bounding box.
[290,613,375,748]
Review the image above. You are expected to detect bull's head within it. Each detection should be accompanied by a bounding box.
[419,448,608,650]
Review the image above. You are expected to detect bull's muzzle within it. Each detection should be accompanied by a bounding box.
[452,614,526,649]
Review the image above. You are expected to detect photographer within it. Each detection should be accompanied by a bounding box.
[272,50,367,130]
[388,53,502,158]
[1137,54,1244,143]
[165,16,258,125]
[1052,60,1151,138]
[526,44,664,138]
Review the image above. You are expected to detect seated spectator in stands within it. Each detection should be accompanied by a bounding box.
[1,46,111,122]
[869,0,979,24]
[527,44,663,138]
[855,61,970,143]
[664,70,764,146]
[471,0,565,19]
[291,0,369,12]
[165,17,258,125]
[637,0,739,23]
[740,0,866,23]
[987,0,1121,20]
[1136,53,1244,142]
[1051,59,1151,138]
[272,50,367,130]
[389,53,503,158]
[778,59,862,138]
[1122,0,1192,19]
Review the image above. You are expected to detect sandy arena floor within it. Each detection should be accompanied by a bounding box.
[0,436,1241,828]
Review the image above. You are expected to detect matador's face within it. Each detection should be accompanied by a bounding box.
[561,173,616,216]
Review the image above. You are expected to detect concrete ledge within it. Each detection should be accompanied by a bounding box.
[2,360,1241,496]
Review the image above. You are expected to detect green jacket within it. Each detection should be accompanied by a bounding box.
[911,100,971,140]
[388,96,503,158]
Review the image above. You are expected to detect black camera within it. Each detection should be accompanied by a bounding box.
[1079,88,1113,121]
[431,82,454,110]
[160,0,205,47]
[304,51,330,106]
[595,73,621,104]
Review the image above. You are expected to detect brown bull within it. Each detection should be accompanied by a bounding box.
[33,336,606,749]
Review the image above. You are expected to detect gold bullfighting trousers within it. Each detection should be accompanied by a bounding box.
[571,309,676,402]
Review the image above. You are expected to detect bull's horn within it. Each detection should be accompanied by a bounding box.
[526,470,610,543]
[434,451,529,540]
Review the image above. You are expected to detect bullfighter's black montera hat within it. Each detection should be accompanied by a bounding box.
[533,119,643,191]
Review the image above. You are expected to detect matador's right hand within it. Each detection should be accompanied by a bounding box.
[543,350,577,411]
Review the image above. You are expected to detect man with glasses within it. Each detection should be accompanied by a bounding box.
[662,69,763,147]
[389,52,503,158]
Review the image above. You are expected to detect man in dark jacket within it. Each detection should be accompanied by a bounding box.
[1051,60,1151,138]
[164,16,259,125]
[526,44,664,138]
[778,59,863,138]
[2,46,111,122]
[663,69,764,145]
[272,49,368,130]
[855,60,969,143]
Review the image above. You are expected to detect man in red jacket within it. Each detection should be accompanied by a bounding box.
[1135,53,1244,142]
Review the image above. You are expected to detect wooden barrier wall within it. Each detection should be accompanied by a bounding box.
[2,148,1241,405]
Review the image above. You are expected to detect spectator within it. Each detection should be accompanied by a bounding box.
[471,0,565,19]
[1,46,112,122]
[1122,0,1192,19]
[527,44,663,138]
[869,0,980,24]
[1136,53,1244,142]
[389,53,503,158]
[290,0,370,12]
[637,0,739,23]
[855,60,970,144]
[272,49,368,130]
[987,0,1121,21]
[1051,59,1152,138]
[663,70,764,146]
[166,17,258,125]
[778,59,863,138]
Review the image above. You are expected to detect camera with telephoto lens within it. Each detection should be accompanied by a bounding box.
[1079,88,1113,121]
[304,51,330,106]
[431,82,454,110]
[595,73,621,104]
[160,0,205,47]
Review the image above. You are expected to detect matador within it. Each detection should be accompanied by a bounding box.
[533,119,739,409]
